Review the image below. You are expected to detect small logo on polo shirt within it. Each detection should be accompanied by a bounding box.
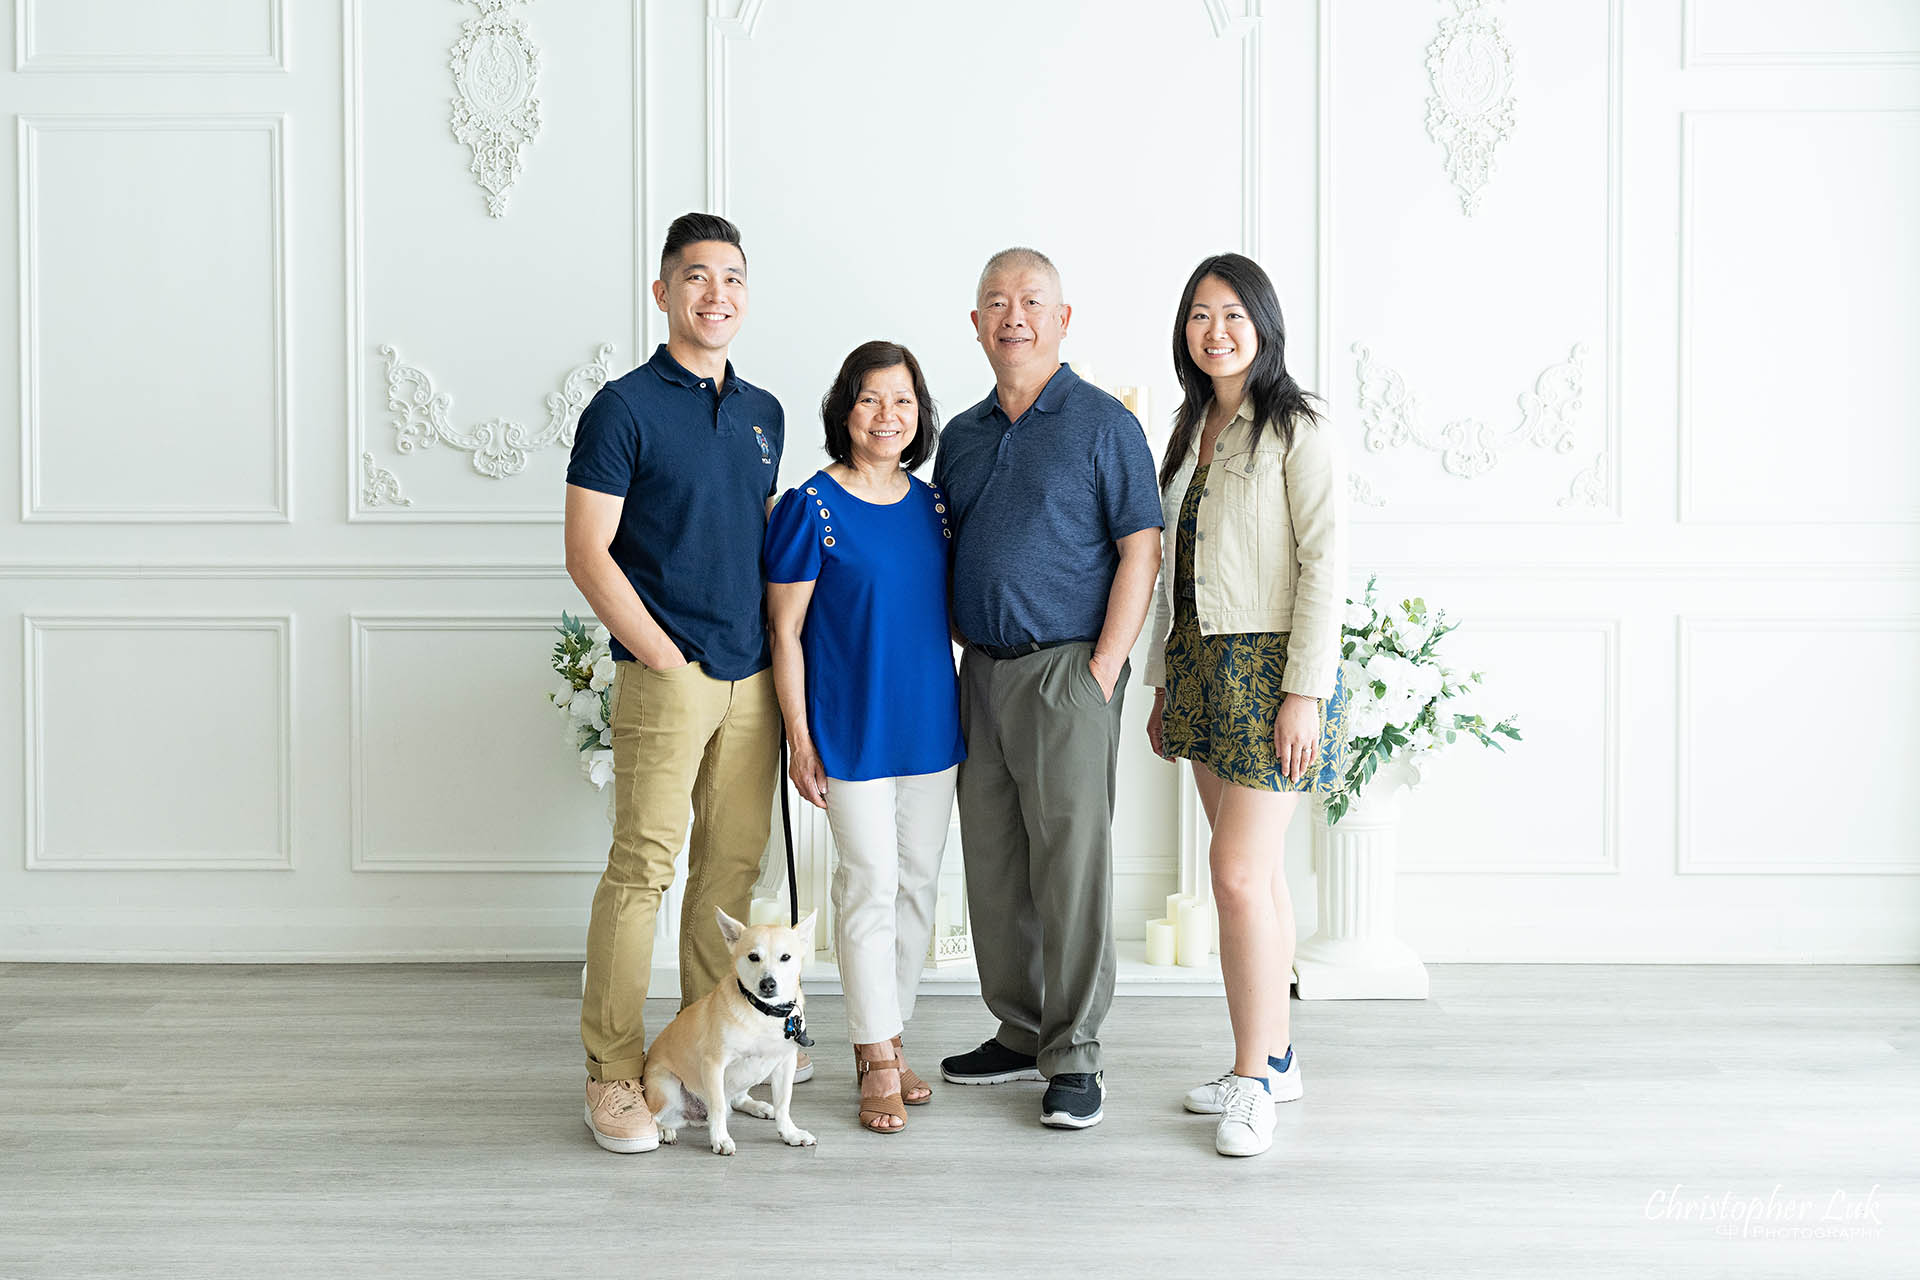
[751,424,771,464]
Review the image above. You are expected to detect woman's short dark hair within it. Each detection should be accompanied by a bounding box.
[820,341,939,472]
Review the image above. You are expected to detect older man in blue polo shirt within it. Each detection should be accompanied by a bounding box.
[935,247,1163,1129]
[564,212,791,1155]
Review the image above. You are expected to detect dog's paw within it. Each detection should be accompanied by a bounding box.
[734,1098,776,1120]
[709,1134,736,1156]
[659,1127,678,1146]
[779,1127,816,1148]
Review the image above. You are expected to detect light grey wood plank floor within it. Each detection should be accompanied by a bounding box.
[2,964,1914,1279]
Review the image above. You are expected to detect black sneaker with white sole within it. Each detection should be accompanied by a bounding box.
[941,1038,1044,1085]
[1040,1071,1104,1128]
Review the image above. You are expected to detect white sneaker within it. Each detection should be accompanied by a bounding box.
[793,1051,814,1084]
[1183,1048,1302,1113]
[1214,1075,1277,1157]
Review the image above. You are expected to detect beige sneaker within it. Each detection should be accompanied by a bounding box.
[584,1077,659,1153]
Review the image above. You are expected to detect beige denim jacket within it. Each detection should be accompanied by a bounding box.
[1142,398,1349,698]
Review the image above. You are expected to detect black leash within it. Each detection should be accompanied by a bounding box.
[779,733,799,928]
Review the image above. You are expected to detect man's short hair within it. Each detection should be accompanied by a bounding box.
[660,212,744,279]
[976,246,1061,304]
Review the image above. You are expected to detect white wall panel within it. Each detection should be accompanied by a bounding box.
[1679,109,1920,524]
[1398,619,1618,874]
[346,0,641,521]
[19,115,286,521]
[0,0,1916,962]
[1326,0,1618,522]
[24,615,290,869]
[16,0,285,73]
[351,616,613,871]
[1677,617,1920,873]
[1684,0,1920,67]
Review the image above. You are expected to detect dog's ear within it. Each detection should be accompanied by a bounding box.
[793,910,817,951]
[715,906,745,946]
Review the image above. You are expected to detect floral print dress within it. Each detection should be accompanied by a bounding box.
[1161,463,1352,795]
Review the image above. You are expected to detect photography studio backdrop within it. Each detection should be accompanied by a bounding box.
[1,0,1916,965]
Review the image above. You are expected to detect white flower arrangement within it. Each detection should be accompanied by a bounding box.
[1326,575,1521,824]
[547,612,616,790]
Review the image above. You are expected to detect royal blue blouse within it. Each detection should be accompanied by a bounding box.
[764,469,966,782]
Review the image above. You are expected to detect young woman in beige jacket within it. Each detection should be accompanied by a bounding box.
[1143,253,1351,1158]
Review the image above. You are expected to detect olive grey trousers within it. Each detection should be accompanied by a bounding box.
[955,641,1126,1077]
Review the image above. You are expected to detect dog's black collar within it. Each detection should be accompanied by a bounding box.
[737,980,815,1047]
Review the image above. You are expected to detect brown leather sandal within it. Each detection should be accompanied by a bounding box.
[892,1035,932,1105]
[855,1053,907,1134]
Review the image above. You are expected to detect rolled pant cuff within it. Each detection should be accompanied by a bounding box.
[587,1053,647,1083]
[995,1023,1042,1058]
[1038,1046,1101,1077]
[846,1021,905,1047]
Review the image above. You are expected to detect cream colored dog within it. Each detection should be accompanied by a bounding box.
[643,907,818,1155]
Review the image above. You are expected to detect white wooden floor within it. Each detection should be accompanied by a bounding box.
[2,964,1914,1279]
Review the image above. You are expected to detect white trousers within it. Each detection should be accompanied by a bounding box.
[823,766,957,1045]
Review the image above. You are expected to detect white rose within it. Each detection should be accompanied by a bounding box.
[599,726,612,746]
[1411,661,1444,701]
[591,624,611,645]
[1348,702,1388,740]
[1345,601,1373,630]
[587,749,614,790]
[552,679,575,707]
[568,689,599,722]
[1399,619,1432,653]
[589,655,616,692]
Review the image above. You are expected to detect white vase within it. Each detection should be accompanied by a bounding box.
[1293,757,1430,1000]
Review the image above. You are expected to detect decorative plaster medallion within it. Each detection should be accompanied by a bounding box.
[1425,0,1516,215]
[1349,471,1388,508]
[1559,451,1607,509]
[379,343,614,479]
[361,452,412,508]
[1352,341,1586,482]
[450,0,543,218]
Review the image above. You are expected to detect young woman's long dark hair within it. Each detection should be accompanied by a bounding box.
[1160,253,1321,492]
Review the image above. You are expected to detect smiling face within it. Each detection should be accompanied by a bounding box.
[972,263,1070,378]
[845,365,918,469]
[1185,275,1257,382]
[652,239,747,353]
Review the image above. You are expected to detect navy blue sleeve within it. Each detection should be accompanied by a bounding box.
[764,487,823,583]
[1095,409,1165,540]
[567,386,639,497]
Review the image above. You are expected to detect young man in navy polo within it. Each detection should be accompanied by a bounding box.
[935,247,1164,1129]
[564,213,794,1154]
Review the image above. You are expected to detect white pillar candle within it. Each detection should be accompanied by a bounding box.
[1174,897,1210,967]
[1144,918,1176,966]
[748,897,783,926]
[1166,892,1194,924]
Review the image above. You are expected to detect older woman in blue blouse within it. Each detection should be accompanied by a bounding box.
[764,340,965,1136]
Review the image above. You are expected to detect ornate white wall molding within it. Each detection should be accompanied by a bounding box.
[1352,341,1585,482]
[360,452,410,508]
[1559,451,1606,509]
[705,0,769,213]
[450,0,543,217]
[1349,470,1387,508]
[1424,0,1516,215]
[377,343,613,479]
[1204,0,1264,256]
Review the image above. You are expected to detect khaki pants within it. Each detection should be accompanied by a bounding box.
[581,660,780,1082]
[956,641,1126,1076]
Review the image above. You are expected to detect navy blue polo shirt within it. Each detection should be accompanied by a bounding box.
[933,363,1162,650]
[566,345,785,679]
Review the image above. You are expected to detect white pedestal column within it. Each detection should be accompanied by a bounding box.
[1293,761,1429,1000]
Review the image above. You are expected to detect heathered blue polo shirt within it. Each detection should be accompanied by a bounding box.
[933,363,1162,650]
[566,345,785,679]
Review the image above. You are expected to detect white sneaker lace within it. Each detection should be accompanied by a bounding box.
[1207,1070,1236,1095]
[1223,1080,1263,1127]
